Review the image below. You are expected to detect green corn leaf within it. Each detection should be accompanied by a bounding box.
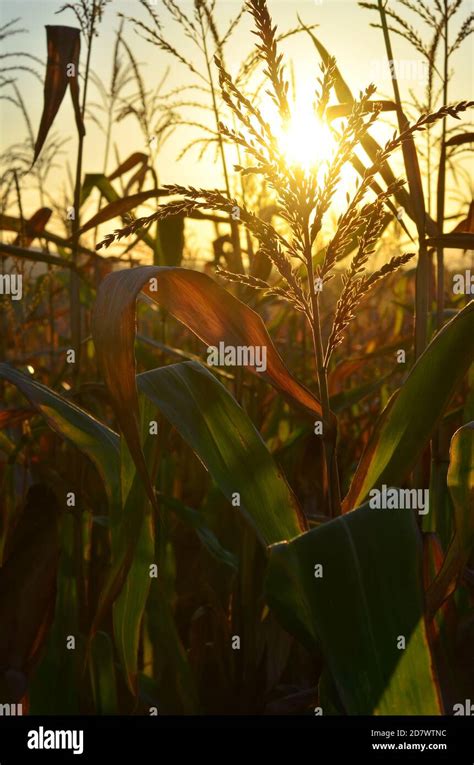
[90,632,118,715]
[0,364,120,510]
[266,502,443,715]
[138,361,305,545]
[343,302,474,511]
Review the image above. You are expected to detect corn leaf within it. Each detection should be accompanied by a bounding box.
[427,422,474,617]
[138,361,305,545]
[108,152,148,181]
[343,302,474,511]
[29,511,79,714]
[0,364,120,509]
[266,502,443,714]
[90,632,118,715]
[79,188,170,235]
[158,494,238,571]
[110,399,156,695]
[13,208,52,246]
[426,233,474,250]
[91,266,325,516]
[33,26,84,164]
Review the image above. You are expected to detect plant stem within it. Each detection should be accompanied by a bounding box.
[70,4,97,375]
[13,170,25,245]
[306,231,340,517]
[415,239,429,357]
[377,0,428,359]
[432,1,450,492]
[197,6,243,273]
[436,0,449,331]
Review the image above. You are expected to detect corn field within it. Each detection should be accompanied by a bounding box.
[0,0,473,724]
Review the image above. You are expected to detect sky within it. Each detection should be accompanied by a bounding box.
[1,0,473,260]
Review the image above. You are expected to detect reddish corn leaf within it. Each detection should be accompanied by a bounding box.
[33,26,84,165]
[79,189,169,235]
[125,162,149,195]
[422,532,445,592]
[13,208,52,247]
[452,201,474,234]
[108,152,148,181]
[445,132,474,148]
[92,267,325,508]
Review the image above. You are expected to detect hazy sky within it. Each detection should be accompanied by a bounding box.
[1,0,473,256]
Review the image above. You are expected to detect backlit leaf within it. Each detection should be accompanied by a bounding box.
[266,502,443,714]
[138,361,305,545]
[91,266,325,513]
[33,26,84,164]
[343,302,474,511]
[0,364,120,509]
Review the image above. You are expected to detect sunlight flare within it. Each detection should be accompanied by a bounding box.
[279,105,335,171]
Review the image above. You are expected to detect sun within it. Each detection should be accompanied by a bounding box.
[257,86,356,208]
[277,97,356,209]
[279,107,335,172]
